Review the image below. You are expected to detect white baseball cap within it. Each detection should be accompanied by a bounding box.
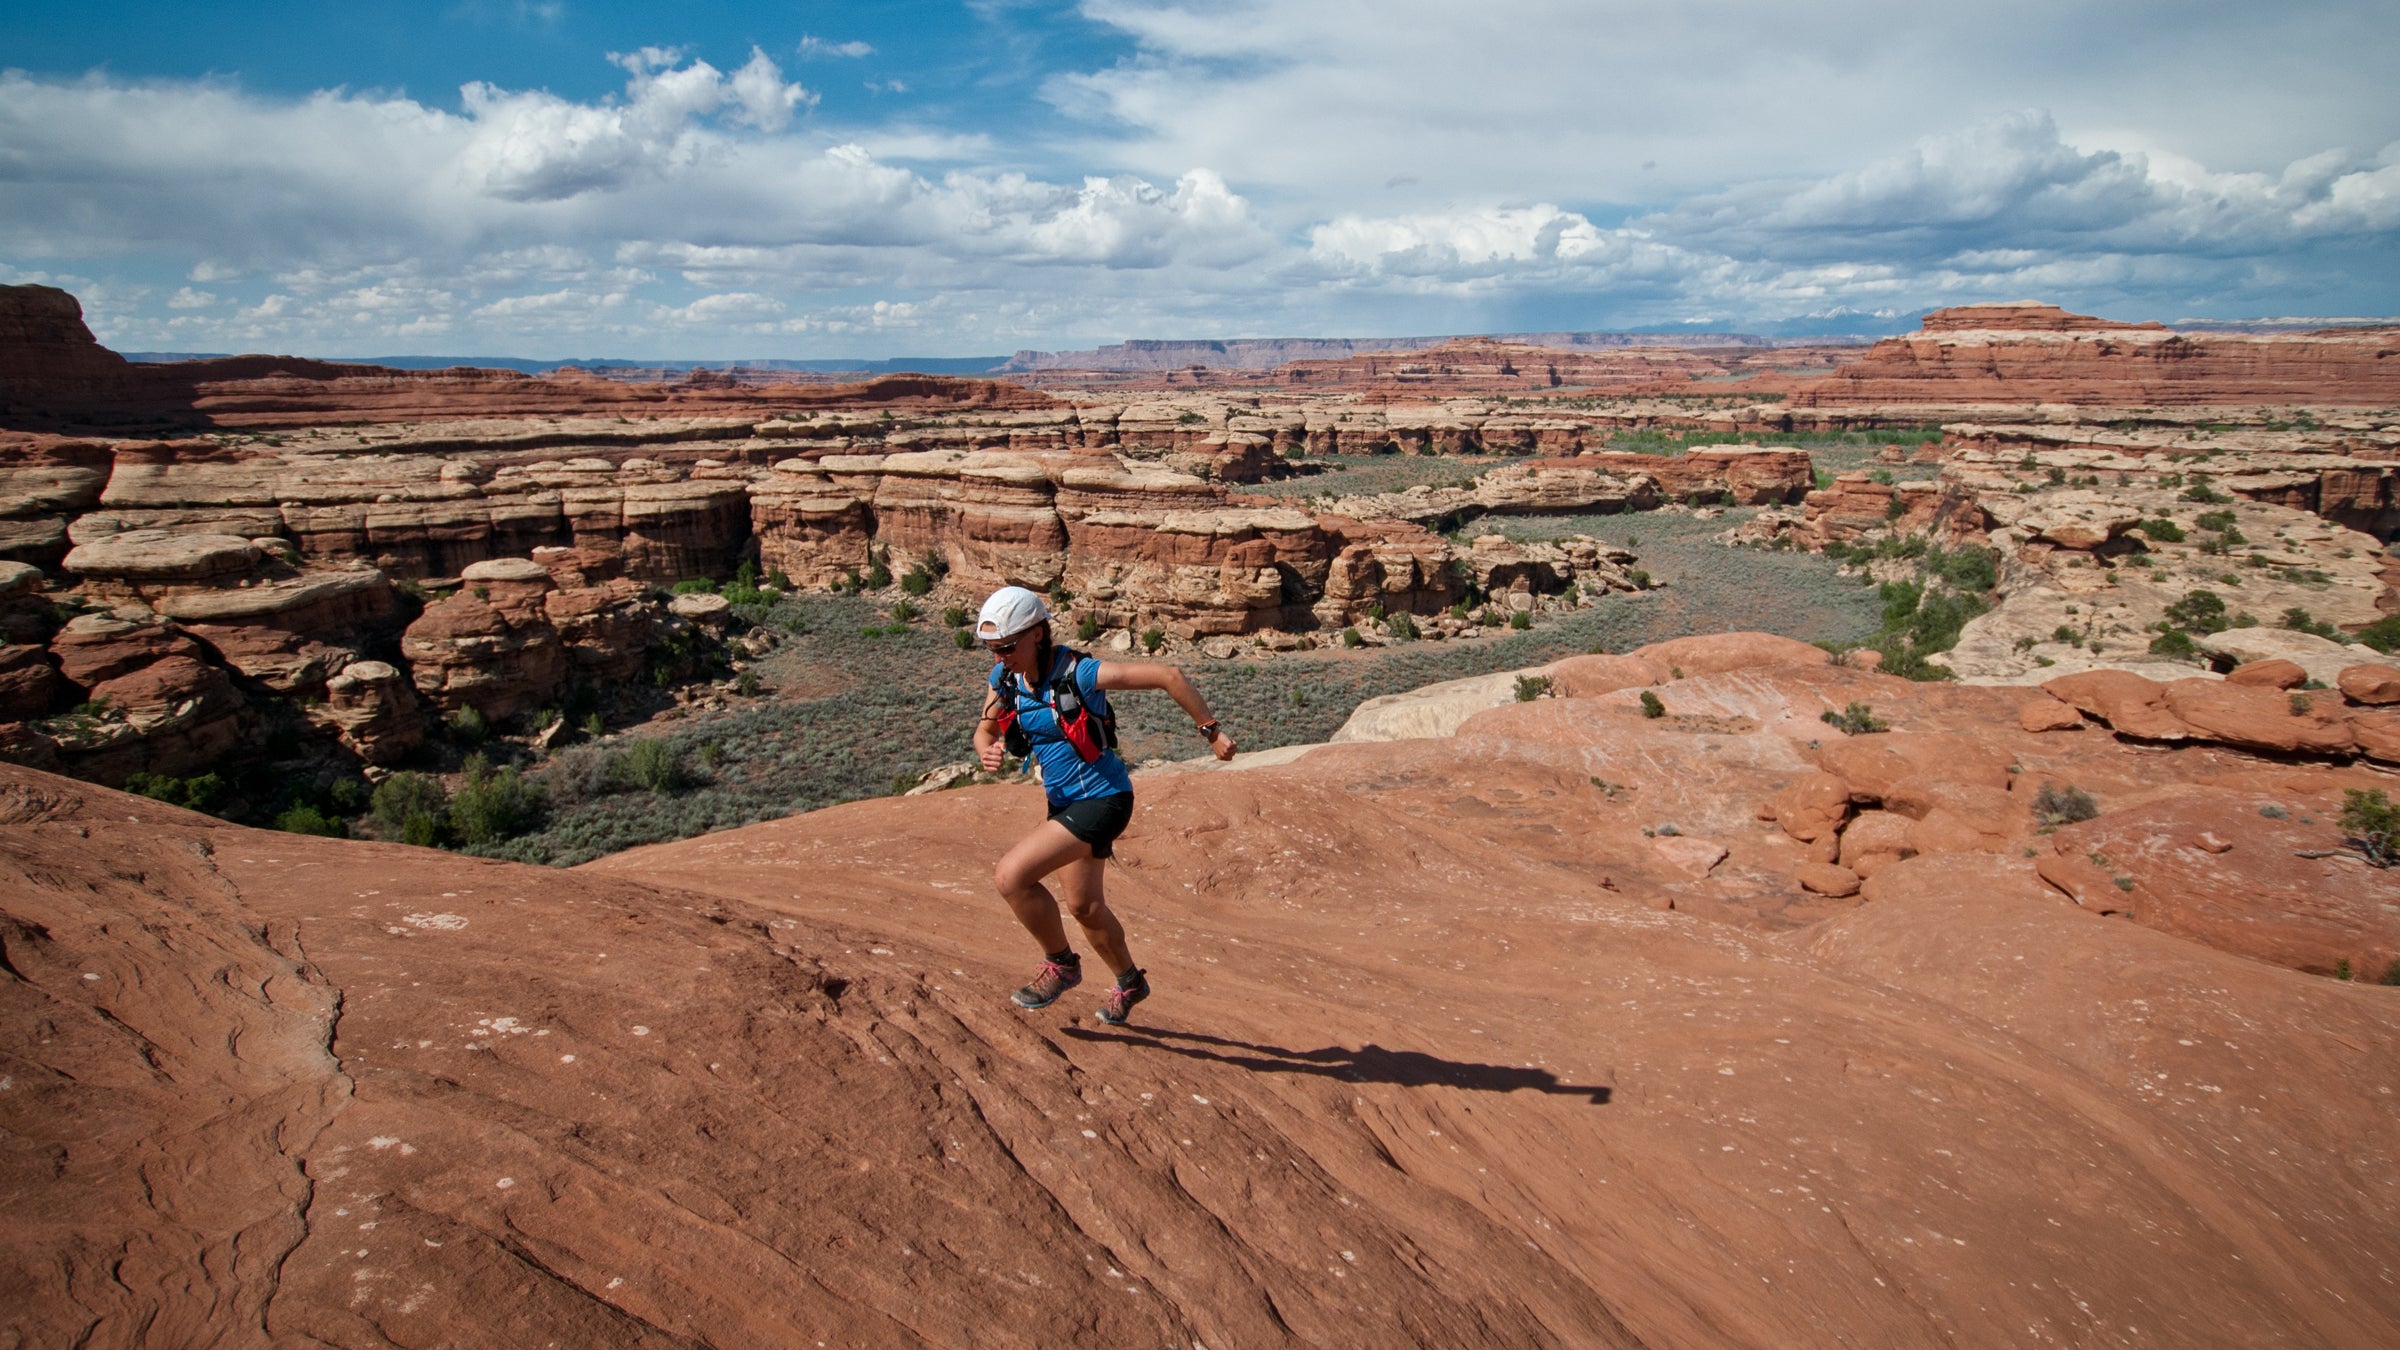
[975,585,1050,643]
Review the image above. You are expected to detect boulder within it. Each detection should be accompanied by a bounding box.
[1836,810,1916,877]
[2017,492,2142,549]
[1816,733,2015,805]
[1794,862,1862,898]
[2043,670,2192,741]
[2338,664,2400,706]
[2017,696,2084,732]
[2226,658,2307,689]
[2196,628,2378,690]
[1764,771,1851,843]
[2159,679,2354,756]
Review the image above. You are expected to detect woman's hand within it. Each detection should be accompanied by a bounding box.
[978,737,1007,772]
[1209,728,1236,762]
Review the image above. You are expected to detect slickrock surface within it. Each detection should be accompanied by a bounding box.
[11,636,2397,1346]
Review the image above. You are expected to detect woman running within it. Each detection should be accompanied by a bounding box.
[972,585,1236,1024]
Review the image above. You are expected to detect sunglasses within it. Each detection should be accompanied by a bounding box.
[984,635,1027,656]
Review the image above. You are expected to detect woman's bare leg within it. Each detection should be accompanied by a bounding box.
[993,821,1132,977]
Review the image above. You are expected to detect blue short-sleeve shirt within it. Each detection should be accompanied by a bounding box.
[991,647,1133,805]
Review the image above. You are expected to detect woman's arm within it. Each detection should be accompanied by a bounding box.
[972,687,1007,771]
[1095,660,1236,760]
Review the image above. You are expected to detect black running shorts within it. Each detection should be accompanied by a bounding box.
[1048,792,1135,858]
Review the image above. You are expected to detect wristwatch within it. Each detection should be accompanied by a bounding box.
[1195,720,1222,742]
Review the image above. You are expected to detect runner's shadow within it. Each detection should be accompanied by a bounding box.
[1061,1025,1611,1104]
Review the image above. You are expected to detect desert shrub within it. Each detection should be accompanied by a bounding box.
[953,629,975,650]
[865,561,893,589]
[1388,611,1420,641]
[581,711,605,736]
[371,772,449,845]
[1341,627,1364,648]
[1514,674,1552,702]
[901,569,934,596]
[2289,692,2314,716]
[2193,509,2238,533]
[1509,609,1533,630]
[2279,607,2340,640]
[615,738,687,794]
[2148,628,2203,662]
[124,771,227,813]
[1820,702,1888,735]
[542,745,613,804]
[890,599,920,623]
[2180,475,2231,504]
[2137,518,2185,542]
[451,763,544,846]
[1639,690,1665,719]
[1365,601,1387,622]
[735,669,762,696]
[2355,615,2400,653]
[1077,614,1101,642]
[1925,545,1999,592]
[444,705,488,745]
[2340,788,2400,867]
[275,803,347,837]
[2163,589,2230,635]
[1142,627,1165,654]
[943,605,968,628]
[2031,783,2099,827]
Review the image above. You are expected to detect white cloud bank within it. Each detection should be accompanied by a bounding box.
[2,3,2394,356]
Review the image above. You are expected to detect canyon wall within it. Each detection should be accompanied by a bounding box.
[1794,302,2400,407]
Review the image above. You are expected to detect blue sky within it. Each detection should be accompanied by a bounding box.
[4,1,2396,358]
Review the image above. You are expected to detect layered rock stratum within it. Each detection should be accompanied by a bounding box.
[8,632,2398,1345]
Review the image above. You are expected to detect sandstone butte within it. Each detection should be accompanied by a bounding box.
[7,632,2399,1346]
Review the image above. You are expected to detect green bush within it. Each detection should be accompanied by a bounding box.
[2031,783,2099,827]
[2148,628,2203,662]
[943,605,968,628]
[2163,589,2230,635]
[446,704,488,745]
[1639,690,1665,719]
[2340,788,2399,866]
[735,669,762,696]
[123,771,227,812]
[865,561,893,589]
[1820,702,1888,735]
[901,569,933,596]
[1142,627,1165,654]
[2355,615,2400,653]
[2137,518,2185,542]
[953,629,975,650]
[2193,509,2238,533]
[615,738,687,793]
[2279,607,2339,640]
[276,803,347,837]
[1340,627,1364,649]
[1925,545,1999,592]
[1077,614,1101,642]
[1509,609,1533,630]
[890,599,920,623]
[371,772,449,847]
[1388,611,1420,641]
[1514,674,1552,702]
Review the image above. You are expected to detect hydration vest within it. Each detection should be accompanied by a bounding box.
[991,648,1118,764]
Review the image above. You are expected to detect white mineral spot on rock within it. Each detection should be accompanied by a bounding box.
[495,1177,515,1188]
[560,1054,575,1063]
[1191,1095,1208,1104]
[82,972,99,980]
[401,913,467,931]
[631,1026,650,1036]
[367,1137,402,1150]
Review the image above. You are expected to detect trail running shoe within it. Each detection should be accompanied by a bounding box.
[1011,958,1082,1009]
[1096,969,1150,1026]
